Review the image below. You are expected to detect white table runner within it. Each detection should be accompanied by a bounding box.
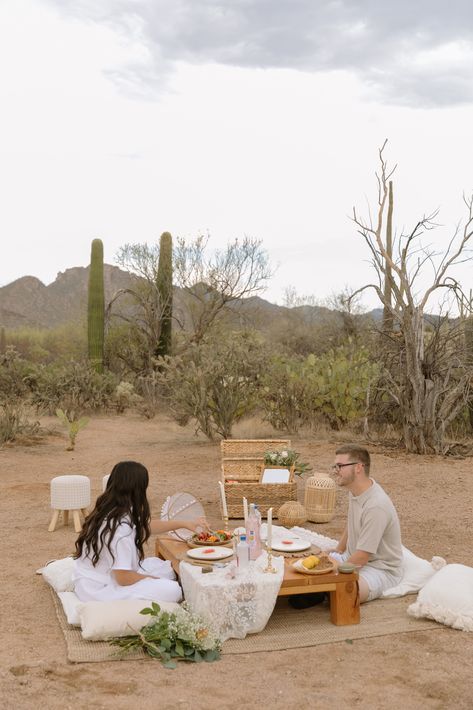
[180,551,284,642]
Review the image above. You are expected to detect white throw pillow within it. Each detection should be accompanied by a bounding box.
[407,564,473,631]
[381,547,446,598]
[78,598,180,641]
[58,591,82,626]
[40,557,75,592]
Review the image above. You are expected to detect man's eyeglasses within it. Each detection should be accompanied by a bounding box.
[332,462,362,472]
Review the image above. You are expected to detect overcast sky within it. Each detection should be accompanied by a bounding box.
[1,0,473,309]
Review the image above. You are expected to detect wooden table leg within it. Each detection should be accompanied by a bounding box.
[329,578,360,626]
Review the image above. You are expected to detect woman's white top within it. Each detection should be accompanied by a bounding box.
[73,517,181,603]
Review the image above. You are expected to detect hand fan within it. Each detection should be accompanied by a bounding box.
[160,492,205,541]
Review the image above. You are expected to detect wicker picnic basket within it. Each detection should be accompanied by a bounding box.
[221,439,298,518]
[304,472,337,523]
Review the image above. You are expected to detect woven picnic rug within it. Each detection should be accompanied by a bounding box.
[51,591,442,664]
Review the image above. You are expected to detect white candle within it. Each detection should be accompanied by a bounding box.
[218,481,228,518]
[243,497,248,525]
[267,508,273,549]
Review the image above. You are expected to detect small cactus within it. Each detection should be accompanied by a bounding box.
[56,408,89,451]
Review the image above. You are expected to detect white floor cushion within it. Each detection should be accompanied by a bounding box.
[78,598,181,641]
[407,564,473,631]
[58,591,82,626]
[381,547,446,598]
[39,557,75,592]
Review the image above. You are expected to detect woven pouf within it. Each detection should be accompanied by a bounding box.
[49,475,91,533]
[276,501,307,527]
[102,474,110,492]
[304,473,337,523]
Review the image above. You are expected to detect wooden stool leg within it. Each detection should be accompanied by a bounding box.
[63,510,69,526]
[329,578,360,626]
[72,510,82,533]
[80,508,88,519]
[48,509,60,532]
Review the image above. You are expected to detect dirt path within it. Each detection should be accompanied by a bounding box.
[1,414,472,709]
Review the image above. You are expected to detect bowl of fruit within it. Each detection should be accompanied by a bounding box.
[189,529,234,547]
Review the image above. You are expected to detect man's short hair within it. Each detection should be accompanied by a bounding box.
[335,444,370,475]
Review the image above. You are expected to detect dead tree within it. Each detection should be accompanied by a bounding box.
[352,141,473,454]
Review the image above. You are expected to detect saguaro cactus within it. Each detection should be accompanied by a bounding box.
[156,231,173,358]
[87,238,105,372]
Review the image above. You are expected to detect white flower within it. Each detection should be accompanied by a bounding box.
[281,450,288,458]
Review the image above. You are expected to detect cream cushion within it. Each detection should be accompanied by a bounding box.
[407,564,473,631]
[78,598,181,641]
[58,591,82,626]
[40,557,75,592]
[381,547,446,598]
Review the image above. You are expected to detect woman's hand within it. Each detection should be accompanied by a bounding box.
[186,516,210,533]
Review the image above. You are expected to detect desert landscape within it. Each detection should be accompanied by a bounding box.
[1,413,472,710]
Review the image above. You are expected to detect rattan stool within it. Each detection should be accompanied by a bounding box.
[49,475,90,532]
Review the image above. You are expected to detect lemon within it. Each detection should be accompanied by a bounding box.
[302,555,320,570]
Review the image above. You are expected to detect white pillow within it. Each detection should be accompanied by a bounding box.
[381,547,446,598]
[407,564,473,631]
[58,591,82,626]
[40,557,75,592]
[78,598,180,641]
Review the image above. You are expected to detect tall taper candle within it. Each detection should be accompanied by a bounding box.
[218,481,228,518]
[243,497,248,525]
[267,507,273,549]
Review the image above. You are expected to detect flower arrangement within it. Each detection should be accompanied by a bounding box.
[264,449,311,476]
[110,601,221,669]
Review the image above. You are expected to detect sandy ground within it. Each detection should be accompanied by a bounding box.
[1,413,473,710]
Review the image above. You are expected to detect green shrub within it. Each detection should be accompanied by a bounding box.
[31,361,117,417]
[156,332,269,439]
[261,343,379,432]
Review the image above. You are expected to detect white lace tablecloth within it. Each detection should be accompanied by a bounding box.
[180,551,284,642]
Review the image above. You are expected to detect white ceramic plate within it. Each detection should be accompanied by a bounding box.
[271,537,311,553]
[186,547,234,561]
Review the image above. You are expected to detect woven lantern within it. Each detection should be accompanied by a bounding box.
[304,473,337,523]
[276,501,307,527]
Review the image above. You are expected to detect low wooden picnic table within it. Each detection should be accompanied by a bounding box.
[156,537,360,626]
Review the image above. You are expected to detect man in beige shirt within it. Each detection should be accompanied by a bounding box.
[329,443,403,602]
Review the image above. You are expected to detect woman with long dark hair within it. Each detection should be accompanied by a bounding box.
[73,461,208,603]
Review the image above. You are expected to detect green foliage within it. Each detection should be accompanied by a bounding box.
[156,332,269,439]
[31,361,117,417]
[55,408,89,451]
[260,356,314,433]
[261,343,379,432]
[113,381,141,414]
[156,231,173,358]
[110,601,221,668]
[6,323,87,363]
[0,348,40,444]
[264,448,311,476]
[307,344,379,430]
[88,238,105,373]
